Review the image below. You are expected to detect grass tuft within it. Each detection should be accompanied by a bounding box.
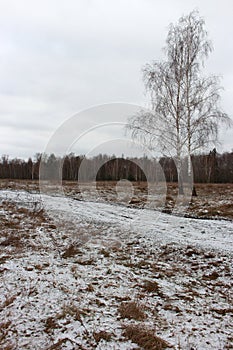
[61,244,81,259]
[142,280,160,293]
[123,324,172,349]
[118,301,146,321]
[93,330,112,343]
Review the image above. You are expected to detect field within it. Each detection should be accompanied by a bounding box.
[0,180,232,349]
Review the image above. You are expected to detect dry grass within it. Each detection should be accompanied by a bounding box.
[1,346,16,350]
[0,234,22,248]
[122,324,172,349]
[0,321,16,349]
[118,301,146,321]
[45,338,73,350]
[57,303,88,322]
[44,302,89,333]
[61,243,81,259]
[0,295,17,312]
[86,284,94,292]
[0,200,50,256]
[186,183,233,219]
[210,307,233,316]
[203,271,219,280]
[44,316,59,333]
[142,280,160,293]
[93,330,112,343]
[1,180,232,219]
[76,258,95,266]
[99,248,110,257]
[0,200,47,232]
[0,180,232,349]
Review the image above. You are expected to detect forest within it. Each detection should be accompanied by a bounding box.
[0,148,232,183]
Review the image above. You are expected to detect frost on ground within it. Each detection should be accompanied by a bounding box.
[0,189,232,350]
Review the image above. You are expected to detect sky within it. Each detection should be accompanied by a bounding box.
[0,0,233,159]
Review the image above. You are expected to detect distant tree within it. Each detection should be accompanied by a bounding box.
[33,153,41,179]
[128,10,231,194]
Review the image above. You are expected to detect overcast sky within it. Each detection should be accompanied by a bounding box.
[0,0,233,159]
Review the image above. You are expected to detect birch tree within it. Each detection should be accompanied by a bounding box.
[128,10,230,194]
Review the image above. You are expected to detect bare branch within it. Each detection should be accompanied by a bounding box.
[127,9,231,168]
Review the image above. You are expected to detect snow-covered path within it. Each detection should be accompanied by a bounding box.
[1,189,232,254]
[51,194,233,253]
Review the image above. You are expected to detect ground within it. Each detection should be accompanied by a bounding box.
[0,181,232,349]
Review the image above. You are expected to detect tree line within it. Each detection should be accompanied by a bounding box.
[0,149,232,183]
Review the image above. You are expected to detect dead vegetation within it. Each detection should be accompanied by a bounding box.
[0,182,232,349]
[0,321,16,350]
[122,324,172,349]
[93,330,112,343]
[61,243,81,258]
[1,180,233,219]
[141,280,160,293]
[118,301,146,321]
[0,295,17,312]
[0,196,55,256]
[45,338,76,350]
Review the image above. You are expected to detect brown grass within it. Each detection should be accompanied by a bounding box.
[0,234,22,248]
[76,258,95,266]
[44,316,58,333]
[0,295,17,312]
[45,338,72,350]
[210,307,233,315]
[0,321,16,349]
[0,344,16,350]
[86,284,94,292]
[99,248,110,257]
[0,199,48,250]
[0,219,20,230]
[118,301,146,321]
[44,303,89,334]
[61,244,81,259]
[142,280,160,293]
[93,330,112,342]
[59,303,90,324]
[203,271,219,280]
[122,324,172,349]
[1,180,233,219]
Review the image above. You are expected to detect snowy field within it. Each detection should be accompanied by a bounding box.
[0,188,232,349]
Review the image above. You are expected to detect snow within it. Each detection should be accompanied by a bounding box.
[0,189,232,349]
